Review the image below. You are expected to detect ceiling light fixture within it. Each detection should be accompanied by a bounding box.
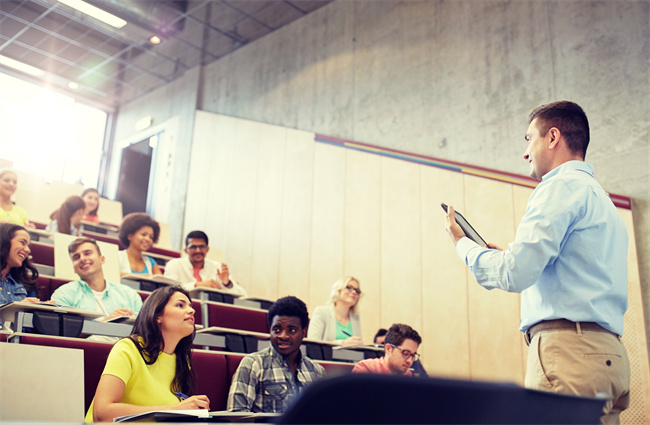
[67,81,80,90]
[149,35,161,45]
[0,55,46,77]
[57,0,127,29]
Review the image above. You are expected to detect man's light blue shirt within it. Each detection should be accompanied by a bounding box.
[456,161,628,336]
[51,279,143,317]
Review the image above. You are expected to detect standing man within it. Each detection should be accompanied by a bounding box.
[52,237,142,321]
[445,101,630,424]
[164,230,247,297]
[353,323,421,376]
[227,296,325,413]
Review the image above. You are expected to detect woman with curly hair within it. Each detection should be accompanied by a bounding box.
[87,285,209,422]
[0,223,40,327]
[117,212,162,276]
[45,195,85,235]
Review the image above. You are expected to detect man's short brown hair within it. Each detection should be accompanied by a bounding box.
[68,237,102,256]
[384,323,422,347]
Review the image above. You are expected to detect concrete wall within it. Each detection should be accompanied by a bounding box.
[112,0,649,343]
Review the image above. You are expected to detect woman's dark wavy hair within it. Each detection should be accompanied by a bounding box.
[49,195,85,235]
[127,285,196,395]
[119,212,160,248]
[0,223,38,290]
[81,188,100,217]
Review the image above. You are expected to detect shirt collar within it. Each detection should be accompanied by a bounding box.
[269,345,305,369]
[542,160,593,181]
[79,279,110,294]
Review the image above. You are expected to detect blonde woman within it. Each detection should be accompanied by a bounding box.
[308,277,363,346]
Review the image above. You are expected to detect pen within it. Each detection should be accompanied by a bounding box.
[174,392,190,400]
[342,330,352,337]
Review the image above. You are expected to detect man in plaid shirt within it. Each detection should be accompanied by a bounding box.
[227,296,326,413]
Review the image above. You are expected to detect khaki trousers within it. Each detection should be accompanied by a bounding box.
[525,327,630,425]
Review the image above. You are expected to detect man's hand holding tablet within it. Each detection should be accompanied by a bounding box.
[442,203,488,247]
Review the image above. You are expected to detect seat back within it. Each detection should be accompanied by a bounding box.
[30,242,54,266]
[206,303,268,333]
[278,374,606,424]
[191,350,229,411]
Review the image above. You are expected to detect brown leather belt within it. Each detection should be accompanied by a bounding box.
[524,319,618,346]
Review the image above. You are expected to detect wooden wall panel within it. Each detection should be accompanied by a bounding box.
[221,119,263,287]
[343,149,382,344]
[420,166,470,377]
[277,128,315,302]
[248,125,286,300]
[464,175,523,383]
[379,157,422,332]
[185,112,236,255]
[619,209,650,425]
[512,184,534,379]
[308,143,346,306]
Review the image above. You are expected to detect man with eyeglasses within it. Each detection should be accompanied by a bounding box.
[163,230,247,296]
[352,323,422,376]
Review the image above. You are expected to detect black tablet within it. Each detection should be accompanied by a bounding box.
[441,203,488,247]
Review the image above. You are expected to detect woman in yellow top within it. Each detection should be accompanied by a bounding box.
[0,170,33,228]
[88,285,210,422]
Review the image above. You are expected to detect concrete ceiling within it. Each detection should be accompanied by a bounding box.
[0,0,332,109]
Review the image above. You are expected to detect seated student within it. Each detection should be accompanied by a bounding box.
[0,223,41,328]
[0,169,34,228]
[227,296,326,413]
[352,323,422,376]
[117,212,162,276]
[45,195,85,235]
[308,277,363,346]
[374,328,388,344]
[373,326,428,377]
[51,237,142,322]
[81,188,100,223]
[164,230,247,297]
[87,285,209,422]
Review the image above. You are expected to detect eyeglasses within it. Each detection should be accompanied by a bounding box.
[187,244,208,251]
[345,285,362,295]
[389,344,420,361]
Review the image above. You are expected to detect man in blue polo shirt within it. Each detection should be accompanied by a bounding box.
[52,237,142,321]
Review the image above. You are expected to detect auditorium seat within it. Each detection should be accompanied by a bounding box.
[15,334,113,413]
[206,303,268,334]
[14,334,235,415]
[278,374,606,424]
[224,352,246,382]
[318,360,355,376]
[50,277,70,294]
[34,276,51,301]
[191,350,230,411]
[29,242,54,266]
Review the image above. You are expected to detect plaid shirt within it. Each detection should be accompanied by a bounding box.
[227,346,326,413]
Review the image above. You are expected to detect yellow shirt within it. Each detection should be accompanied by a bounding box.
[0,204,28,226]
[85,338,179,422]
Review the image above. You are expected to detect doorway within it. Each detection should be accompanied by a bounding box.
[116,139,153,215]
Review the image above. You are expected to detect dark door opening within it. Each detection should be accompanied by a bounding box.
[116,139,153,216]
